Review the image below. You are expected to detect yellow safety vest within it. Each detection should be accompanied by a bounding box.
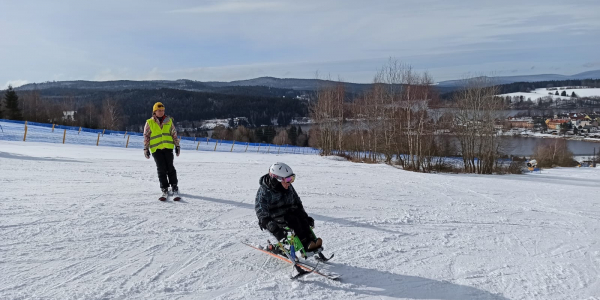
[147,117,175,153]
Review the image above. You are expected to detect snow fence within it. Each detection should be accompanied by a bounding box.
[0,119,320,155]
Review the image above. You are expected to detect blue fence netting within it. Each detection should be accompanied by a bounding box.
[0,119,320,155]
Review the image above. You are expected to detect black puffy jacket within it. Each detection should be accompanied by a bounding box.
[255,174,308,226]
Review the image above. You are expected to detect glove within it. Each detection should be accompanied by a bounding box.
[266,220,280,233]
[175,146,180,157]
[259,218,272,231]
[307,216,315,227]
[144,148,150,159]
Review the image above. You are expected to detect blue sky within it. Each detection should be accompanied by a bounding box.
[1,0,600,88]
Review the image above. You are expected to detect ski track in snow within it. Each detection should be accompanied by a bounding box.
[1,141,600,300]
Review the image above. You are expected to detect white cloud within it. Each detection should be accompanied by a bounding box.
[168,1,288,14]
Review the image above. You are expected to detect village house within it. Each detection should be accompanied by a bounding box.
[505,117,534,129]
[545,119,571,130]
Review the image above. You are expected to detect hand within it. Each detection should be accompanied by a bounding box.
[266,220,280,233]
[307,216,315,227]
[259,218,272,231]
[144,148,150,159]
[175,146,180,157]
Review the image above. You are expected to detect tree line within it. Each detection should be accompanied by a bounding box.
[1,87,309,132]
[309,60,519,174]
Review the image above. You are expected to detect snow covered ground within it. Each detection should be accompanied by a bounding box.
[499,87,600,103]
[1,141,600,300]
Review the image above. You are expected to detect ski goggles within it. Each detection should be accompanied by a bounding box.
[271,173,296,183]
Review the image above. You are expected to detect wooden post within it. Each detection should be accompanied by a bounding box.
[126,135,130,148]
[51,123,55,132]
[196,141,200,150]
[102,129,105,136]
[78,127,82,135]
[124,131,127,138]
[62,129,67,144]
[245,142,249,152]
[23,126,28,141]
[214,141,218,151]
[24,120,27,127]
[96,133,101,146]
[230,140,235,152]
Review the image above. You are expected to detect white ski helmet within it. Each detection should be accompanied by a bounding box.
[269,162,294,182]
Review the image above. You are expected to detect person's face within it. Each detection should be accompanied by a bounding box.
[281,180,290,190]
[156,109,165,117]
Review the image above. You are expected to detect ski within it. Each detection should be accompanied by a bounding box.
[315,252,334,263]
[242,242,340,281]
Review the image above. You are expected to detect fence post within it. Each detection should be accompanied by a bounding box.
[102,129,105,136]
[78,127,82,135]
[23,125,28,141]
[214,141,218,151]
[245,142,249,152]
[24,120,27,127]
[126,135,130,148]
[97,133,101,146]
[62,129,67,144]
[124,131,127,138]
[196,141,200,150]
[230,140,235,152]
[52,124,55,132]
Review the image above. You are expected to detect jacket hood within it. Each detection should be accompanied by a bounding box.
[259,173,285,192]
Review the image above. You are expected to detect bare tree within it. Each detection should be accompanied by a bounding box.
[273,129,291,145]
[311,79,344,155]
[100,97,122,130]
[533,139,576,167]
[453,77,504,174]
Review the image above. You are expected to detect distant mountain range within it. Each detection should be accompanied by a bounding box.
[15,77,371,94]
[436,70,600,88]
[15,70,600,93]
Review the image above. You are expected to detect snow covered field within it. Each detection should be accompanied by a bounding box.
[499,87,600,102]
[1,141,600,300]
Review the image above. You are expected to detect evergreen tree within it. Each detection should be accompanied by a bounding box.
[288,125,298,145]
[561,90,567,96]
[4,86,22,120]
[297,126,303,136]
[555,91,559,95]
[255,127,265,142]
[571,91,578,98]
[264,126,276,143]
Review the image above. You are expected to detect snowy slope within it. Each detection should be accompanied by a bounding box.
[1,142,600,300]
[499,87,600,102]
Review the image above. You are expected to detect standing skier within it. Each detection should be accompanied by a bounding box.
[255,162,322,251]
[144,102,181,201]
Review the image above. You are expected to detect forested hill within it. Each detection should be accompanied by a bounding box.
[17,87,309,131]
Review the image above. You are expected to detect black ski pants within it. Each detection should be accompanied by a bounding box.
[152,148,178,189]
[271,211,313,248]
